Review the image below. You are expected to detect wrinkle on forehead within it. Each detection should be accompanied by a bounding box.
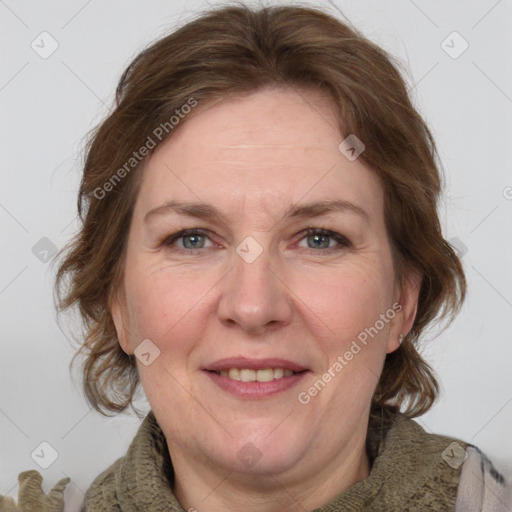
[213,144,343,162]
[215,144,335,150]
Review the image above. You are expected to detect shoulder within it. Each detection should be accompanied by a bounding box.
[455,444,512,511]
[80,457,125,512]
[368,412,511,509]
[392,415,512,511]
[80,411,172,511]
[394,416,512,509]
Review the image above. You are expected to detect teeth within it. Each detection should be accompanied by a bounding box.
[228,368,240,380]
[273,368,284,379]
[240,369,256,382]
[216,368,299,382]
[256,368,274,382]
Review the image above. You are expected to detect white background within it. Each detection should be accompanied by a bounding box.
[1,0,511,510]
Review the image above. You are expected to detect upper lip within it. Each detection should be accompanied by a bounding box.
[203,357,308,372]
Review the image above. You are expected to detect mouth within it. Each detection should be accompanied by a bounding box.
[202,358,310,398]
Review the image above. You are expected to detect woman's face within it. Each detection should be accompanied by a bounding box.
[113,87,418,481]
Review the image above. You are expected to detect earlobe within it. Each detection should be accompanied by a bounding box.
[401,271,421,335]
[110,286,134,355]
[386,271,421,354]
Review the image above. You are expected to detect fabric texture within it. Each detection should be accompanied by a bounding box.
[0,470,69,512]
[454,446,512,511]
[2,411,511,511]
[79,411,512,511]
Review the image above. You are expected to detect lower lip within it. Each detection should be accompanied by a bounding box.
[203,370,309,398]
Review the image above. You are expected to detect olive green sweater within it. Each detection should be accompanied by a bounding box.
[2,411,511,511]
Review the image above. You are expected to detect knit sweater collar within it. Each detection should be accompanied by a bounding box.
[90,411,463,511]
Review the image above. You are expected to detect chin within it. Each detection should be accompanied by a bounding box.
[207,420,310,475]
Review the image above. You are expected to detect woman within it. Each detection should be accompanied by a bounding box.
[2,3,510,511]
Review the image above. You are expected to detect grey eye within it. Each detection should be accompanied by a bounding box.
[306,233,332,249]
[181,233,206,249]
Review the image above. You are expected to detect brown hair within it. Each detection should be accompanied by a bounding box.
[55,2,466,424]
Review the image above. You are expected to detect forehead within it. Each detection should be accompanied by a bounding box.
[135,87,383,223]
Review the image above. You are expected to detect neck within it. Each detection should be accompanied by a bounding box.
[169,426,371,512]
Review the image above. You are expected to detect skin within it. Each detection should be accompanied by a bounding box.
[112,86,420,512]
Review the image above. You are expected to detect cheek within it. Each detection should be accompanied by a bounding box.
[123,269,205,409]
[296,262,394,405]
[292,259,394,340]
[292,264,394,424]
[123,264,212,352]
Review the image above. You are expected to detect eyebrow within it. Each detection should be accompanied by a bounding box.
[144,199,370,225]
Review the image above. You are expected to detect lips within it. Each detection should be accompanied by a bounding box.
[202,357,310,398]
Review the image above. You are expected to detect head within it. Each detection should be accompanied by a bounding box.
[56,2,465,477]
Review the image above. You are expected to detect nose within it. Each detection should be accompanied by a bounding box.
[217,243,294,335]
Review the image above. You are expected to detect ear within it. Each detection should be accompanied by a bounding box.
[109,283,134,355]
[386,270,421,354]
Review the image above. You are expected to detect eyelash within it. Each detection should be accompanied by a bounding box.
[161,227,352,256]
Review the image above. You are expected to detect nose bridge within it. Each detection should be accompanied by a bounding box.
[234,237,273,298]
[217,236,292,332]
